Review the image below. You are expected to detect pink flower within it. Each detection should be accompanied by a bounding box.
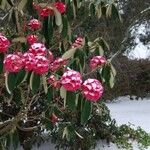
[54,2,66,14]
[28,19,41,30]
[71,37,83,48]
[23,53,36,71]
[60,70,82,91]
[0,34,10,53]
[49,58,67,72]
[3,54,23,72]
[47,75,61,88]
[39,7,54,17]
[82,79,104,102]
[90,56,106,70]
[28,43,46,56]
[33,56,49,75]
[26,35,38,45]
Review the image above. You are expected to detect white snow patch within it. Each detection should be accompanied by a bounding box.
[124,22,150,60]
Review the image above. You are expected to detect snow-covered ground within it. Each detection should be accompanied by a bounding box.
[97,96,150,150]
[19,96,150,150]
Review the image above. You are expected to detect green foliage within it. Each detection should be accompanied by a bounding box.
[0,0,149,150]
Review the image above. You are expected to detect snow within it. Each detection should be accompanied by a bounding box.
[17,96,150,150]
[124,23,150,60]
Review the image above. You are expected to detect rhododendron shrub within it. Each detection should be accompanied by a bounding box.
[1,0,146,150]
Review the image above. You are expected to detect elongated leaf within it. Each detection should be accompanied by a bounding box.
[5,72,17,94]
[109,72,115,88]
[47,87,53,102]
[81,100,92,125]
[112,4,122,22]
[62,48,76,59]
[15,69,26,86]
[66,91,76,111]
[60,86,67,107]
[0,53,4,74]
[29,72,40,93]
[74,49,85,72]
[101,65,111,83]
[106,4,112,18]
[18,0,28,11]
[53,7,62,26]
[96,3,102,19]
[42,75,48,94]
[61,15,68,39]
[12,37,26,43]
[89,3,95,16]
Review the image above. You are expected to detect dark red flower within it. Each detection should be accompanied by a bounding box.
[54,2,66,14]
[28,19,41,30]
[26,35,38,45]
[39,7,54,17]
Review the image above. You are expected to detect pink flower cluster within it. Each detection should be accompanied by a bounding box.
[60,70,82,91]
[60,70,104,101]
[26,35,38,45]
[90,56,106,70]
[28,19,41,30]
[48,75,61,88]
[0,34,10,53]
[3,38,67,76]
[49,58,67,72]
[2,33,105,101]
[33,2,66,18]
[82,79,104,102]
[71,37,83,48]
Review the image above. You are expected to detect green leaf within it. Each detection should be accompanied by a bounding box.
[74,49,85,72]
[15,69,26,86]
[89,3,95,16]
[97,38,110,54]
[17,0,28,11]
[42,16,53,48]
[43,118,53,130]
[47,87,53,102]
[60,86,67,107]
[101,65,111,84]
[109,63,117,88]
[62,48,77,59]
[53,7,62,26]
[112,4,122,22]
[12,130,19,150]
[5,72,17,94]
[66,91,76,111]
[29,72,41,93]
[109,72,115,88]
[106,4,112,18]
[48,16,54,43]
[81,100,92,125]
[0,53,4,74]
[42,75,48,94]
[61,15,68,39]
[96,3,102,19]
